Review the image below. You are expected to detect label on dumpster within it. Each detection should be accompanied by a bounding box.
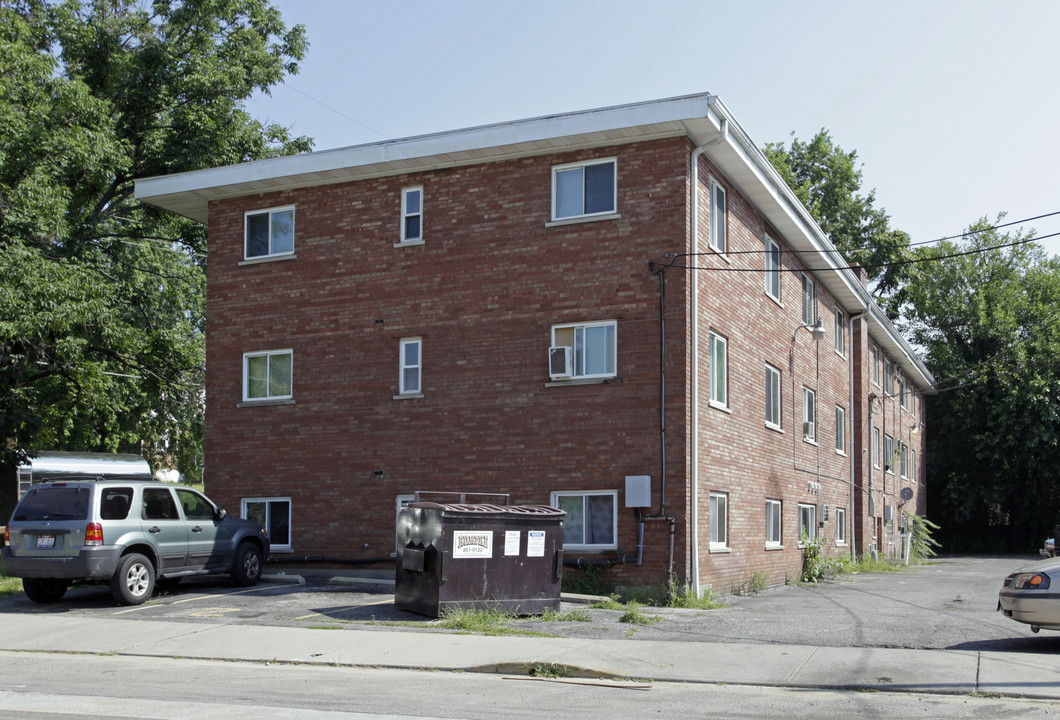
[504,531,520,556]
[452,531,493,558]
[527,530,546,557]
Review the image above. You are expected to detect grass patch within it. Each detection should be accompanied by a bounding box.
[730,570,768,597]
[0,572,22,597]
[588,596,625,610]
[538,607,592,622]
[435,608,547,637]
[618,602,661,626]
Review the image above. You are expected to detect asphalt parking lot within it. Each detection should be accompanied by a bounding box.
[1,555,1056,653]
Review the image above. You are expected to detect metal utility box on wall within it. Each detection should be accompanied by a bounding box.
[395,500,565,617]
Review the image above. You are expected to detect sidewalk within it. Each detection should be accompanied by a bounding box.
[1,612,1056,700]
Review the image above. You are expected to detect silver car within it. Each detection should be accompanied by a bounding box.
[998,556,1060,633]
[3,480,269,605]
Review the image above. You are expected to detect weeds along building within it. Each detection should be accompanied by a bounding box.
[136,93,932,592]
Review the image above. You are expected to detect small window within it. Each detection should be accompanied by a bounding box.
[142,487,178,521]
[798,503,817,544]
[764,236,781,301]
[872,427,881,468]
[710,331,728,408]
[243,350,293,402]
[552,158,616,220]
[803,387,816,442]
[884,358,894,394]
[399,337,422,395]
[100,488,134,520]
[551,490,617,550]
[801,274,815,325]
[766,499,782,547]
[245,207,294,260]
[765,363,782,429]
[551,321,617,379]
[175,488,215,521]
[401,187,423,243]
[872,345,880,386]
[900,373,909,410]
[900,443,909,478]
[836,507,847,545]
[884,434,894,474]
[835,406,846,454]
[710,492,728,549]
[834,308,845,356]
[709,181,727,253]
[243,497,292,552]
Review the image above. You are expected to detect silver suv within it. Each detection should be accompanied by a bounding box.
[2,480,270,605]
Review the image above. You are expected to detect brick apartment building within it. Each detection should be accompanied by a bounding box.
[136,93,932,592]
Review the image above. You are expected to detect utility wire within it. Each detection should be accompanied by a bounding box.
[277,81,392,141]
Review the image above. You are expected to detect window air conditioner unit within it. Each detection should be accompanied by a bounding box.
[548,346,573,379]
[803,422,813,438]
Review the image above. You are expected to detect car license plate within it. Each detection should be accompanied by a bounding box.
[35,535,56,549]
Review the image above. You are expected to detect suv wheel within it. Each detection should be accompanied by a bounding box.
[110,553,155,605]
[22,578,69,604]
[231,542,262,587]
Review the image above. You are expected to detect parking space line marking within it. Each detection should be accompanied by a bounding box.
[293,599,391,621]
[111,586,269,615]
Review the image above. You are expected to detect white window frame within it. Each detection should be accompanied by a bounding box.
[884,358,894,395]
[551,490,618,551]
[834,308,845,356]
[244,206,295,260]
[242,349,293,402]
[550,320,617,380]
[836,507,847,545]
[803,386,816,442]
[709,180,727,253]
[400,186,423,244]
[798,503,817,545]
[835,405,846,455]
[900,372,910,410]
[709,331,728,409]
[766,498,782,547]
[551,157,617,221]
[884,434,895,474]
[241,496,292,552]
[911,448,917,483]
[872,427,881,468]
[710,491,728,550]
[765,363,782,430]
[764,236,781,302]
[872,345,880,386]
[398,337,422,396]
[900,442,909,479]
[801,273,815,325]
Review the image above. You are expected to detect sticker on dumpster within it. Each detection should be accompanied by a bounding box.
[453,530,493,558]
[527,530,546,557]
[504,530,520,556]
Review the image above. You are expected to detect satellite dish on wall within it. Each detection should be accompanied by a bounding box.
[900,487,914,502]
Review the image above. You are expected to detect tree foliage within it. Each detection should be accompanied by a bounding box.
[764,130,911,306]
[0,0,310,518]
[901,218,1060,552]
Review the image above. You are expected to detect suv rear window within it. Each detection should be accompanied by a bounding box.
[11,486,91,522]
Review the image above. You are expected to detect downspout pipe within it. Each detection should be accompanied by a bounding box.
[687,112,728,595]
[848,311,868,560]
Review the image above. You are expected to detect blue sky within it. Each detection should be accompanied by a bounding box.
[245,0,1060,255]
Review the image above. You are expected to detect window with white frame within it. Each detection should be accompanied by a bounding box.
[710,492,728,549]
[244,206,294,260]
[242,497,291,551]
[798,503,817,543]
[835,405,846,454]
[552,158,616,221]
[801,273,815,325]
[764,236,781,301]
[709,181,727,253]
[551,490,617,550]
[243,350,293,402]
[836,507,847,544]
[399,337,421,395]
[900,373,909,410]
[551,320,617,379]
[900,442,909,478]
[884,358,894,394]
[872,345,880,386]
[400,187,422,243]
[766,498,782,547]
[872,427,880,468]
[834,308,845,356]
[803,386,816,441]
[911,448,917,482]
[884,433,894,474]
[765,363,781,429]
[710,331,728,408]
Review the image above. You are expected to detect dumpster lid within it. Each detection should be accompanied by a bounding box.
[411,502,565,517]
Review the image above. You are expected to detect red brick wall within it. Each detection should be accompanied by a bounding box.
[205,138,692,583]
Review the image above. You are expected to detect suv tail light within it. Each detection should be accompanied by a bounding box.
[3,525,8,547]
[85,523,103,546]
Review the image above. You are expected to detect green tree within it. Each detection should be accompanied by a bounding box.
[901,218,1060,552]
[764,130,911,306]
[0,0,311,520]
